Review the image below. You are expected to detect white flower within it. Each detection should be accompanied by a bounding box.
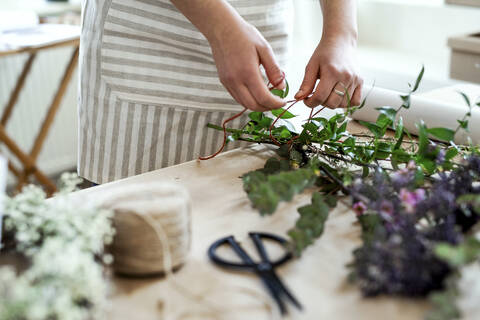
[1,173,113,320]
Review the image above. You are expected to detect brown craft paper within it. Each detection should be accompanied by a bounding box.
[75,144,429,320]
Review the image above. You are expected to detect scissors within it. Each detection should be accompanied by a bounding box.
[207,232,303,316]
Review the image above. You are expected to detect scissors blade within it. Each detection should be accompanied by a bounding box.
[258,272,288,315]
[268,270,303,311]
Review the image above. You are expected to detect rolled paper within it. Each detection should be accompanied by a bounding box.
[354,86,480,145]
[100,182,191,276]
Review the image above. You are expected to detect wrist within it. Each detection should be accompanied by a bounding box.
[205,11,247,47]
[321,28,358,47]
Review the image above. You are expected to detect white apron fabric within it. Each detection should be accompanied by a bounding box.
[78,0,293,184]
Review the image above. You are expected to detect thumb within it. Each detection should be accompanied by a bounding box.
[295,62,317,100]
[257,44,285,90]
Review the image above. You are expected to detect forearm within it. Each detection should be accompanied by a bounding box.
[170,0,243,44]
[319,0,358,46]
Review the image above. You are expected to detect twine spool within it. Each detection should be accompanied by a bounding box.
[100,182,191,276]
[98,182,278,319]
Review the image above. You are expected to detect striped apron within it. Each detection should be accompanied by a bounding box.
[78,0,293,184]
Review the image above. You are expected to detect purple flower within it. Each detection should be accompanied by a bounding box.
[436,149,446,165]
[391,167,414,189]
[353,201,367,216]
[399,188,426,213]
[379,200,394,217]
[407,160,417,170]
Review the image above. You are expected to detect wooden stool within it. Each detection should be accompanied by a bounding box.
[0,35,79,195]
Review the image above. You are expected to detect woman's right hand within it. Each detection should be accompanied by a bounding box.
[208,20,287,112]
[171,0,285,111]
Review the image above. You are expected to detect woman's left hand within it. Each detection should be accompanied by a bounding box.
[295,36,363,109]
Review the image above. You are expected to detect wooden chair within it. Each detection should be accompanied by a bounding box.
[0,36,79,195]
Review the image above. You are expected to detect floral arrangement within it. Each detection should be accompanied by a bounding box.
[206,68,480,319]
[0,173,114,320]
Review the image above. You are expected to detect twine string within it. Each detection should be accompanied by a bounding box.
[132,209,280,320]
[199,72,327,160]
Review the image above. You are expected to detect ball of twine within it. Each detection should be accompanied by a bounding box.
[100,182,191,276]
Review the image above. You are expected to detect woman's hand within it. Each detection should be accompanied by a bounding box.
[170,0,286,112]
[295,0,362,109]
[208,21,286,112]
[295,37,363,109]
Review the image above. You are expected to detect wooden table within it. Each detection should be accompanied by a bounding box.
[76,144,429,320]
[0,32,79,195]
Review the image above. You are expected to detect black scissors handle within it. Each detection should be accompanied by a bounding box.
[207,232,302,316]
[208,232,292,270]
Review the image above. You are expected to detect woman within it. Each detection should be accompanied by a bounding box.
[78,0,362,184]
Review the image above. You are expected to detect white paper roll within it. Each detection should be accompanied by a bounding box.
[353,86,480,145]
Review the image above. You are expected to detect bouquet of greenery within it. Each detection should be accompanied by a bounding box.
[0,173,114,320]
[206,68,480,320]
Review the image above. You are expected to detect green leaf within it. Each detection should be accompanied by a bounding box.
[362,166,369,178]
[457,193,480,214]
[324,194,337,208]
[392,149,411,163]
[457,119,468,130]
[358,120,383,138]
[394,117,404,150]
[435,237,480,267]
[271,108,296,119]
[270,88,285,98]
[337,121,348,135]
[458,91,471,107]
[358,213,382,244]
[270,80,289,98]
[426,277,461,320]
[279,127,292,139]
[248,111,263,122]
[427,127,455,142]
[375,113,392,129]
[445,148,458,161]
[401,95,411,109]
[258,116,273,129]
[412,65,424,92]
[243,165,319,215]
[284,79,290,97]
[288,192,333,256]
[376,106,397,123]
[417,121,429,155]
[261,157,290,175]
[418,158,436,175]
[289,149,303,163]
[343,137,355,147]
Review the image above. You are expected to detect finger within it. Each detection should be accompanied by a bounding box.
[324,82,350,109]
[303,76,336,108]
[224,84,247,109]
[257,43,285,89]
[351,81,363,106]
[295,61,319,100]
[340,82,356,108]
[246,72,286,110]
[236,85,270,112]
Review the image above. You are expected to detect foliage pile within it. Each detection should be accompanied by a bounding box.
[208,68,480,319]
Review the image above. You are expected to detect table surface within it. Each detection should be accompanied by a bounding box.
[76,141,429,320]
[0,38,79,57]
[0,24,80,57]
[1,0,81,17]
